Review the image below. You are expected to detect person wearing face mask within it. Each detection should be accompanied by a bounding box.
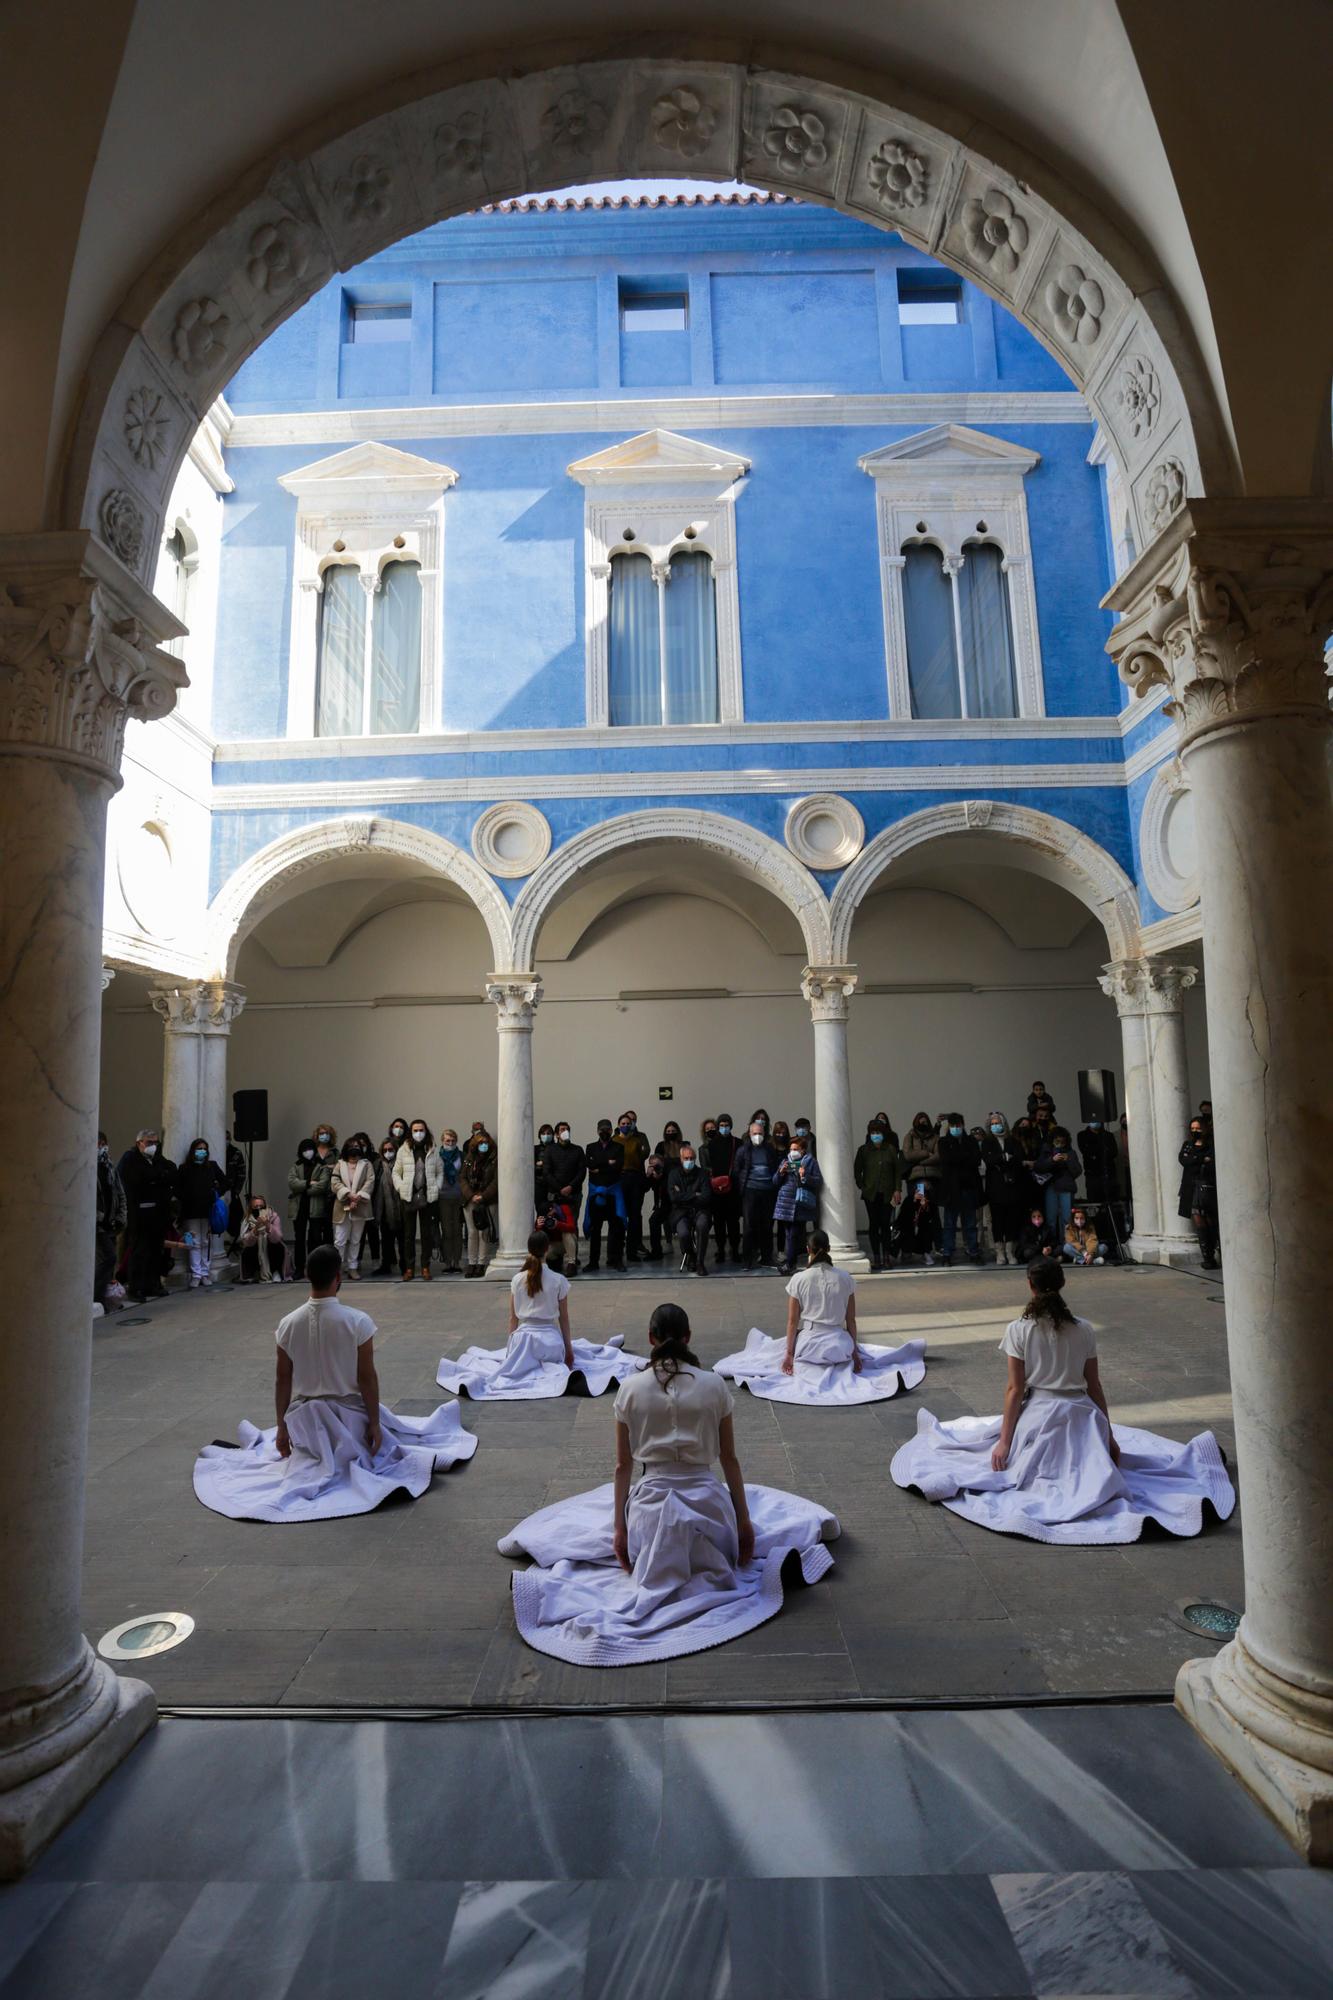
[979,1113,1024,1266]
[1062,1205,1107,1267]
[701,1113,742,1266]
[667,1140,713,1276]
[94,1132,127,1311]
[648,1121,683,1262]
[540,1120,585,1276]
[1016,1206,1058,1264]
[1179,1118,1220,1268]
[435,1128,466,1275]
[582,1119,627,1273]
[614,1111,650,1264]
[372,1136,406,1277]
[1034,1125,1082,1240]
[770,1119,792,1155]
[118,1128,178,1302]
[892,1178,942,1265]
[773,1134,823,1275]
[331,1137,374,1279]
[854,1118,902,1271]
[901,1112,941,1192]
[792,1116,816,1156]
[392,1118,443,1280]
[224,1129,248,1249]
[349,1131,383,1270]
[177,1136,229,1290]
[308,1125,340,1253]
[534,1123,556,1214]
[460,1128,498,1276]
[735,1117,781,1270]
[237,1192,288,1283]
[287,1136,333,1281]
[1077,1112,1120,1260]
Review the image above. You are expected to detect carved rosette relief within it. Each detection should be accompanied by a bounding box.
[123,388,170,471]
[247,218,314,298]
[961,188,1029,277]
[435,109,492,187]
[540,89,608,161]
[1144,458,1188,535]
[172,298,231,377]
[761,104,829,176]
[800,965,858,1023]
[866,139,928,212]
[1098,959,1197,1017]
[651,86,717,159]
[1045,263,1105,347]
[1117,357,1161,440]
[98,491,146,570]
[486,976,542,1031]
[334,155,392,225]
[149,979,247,1036]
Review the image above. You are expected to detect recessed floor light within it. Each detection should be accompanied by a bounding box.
[1169,1598,1240,1642]
[98,1612,195,1661]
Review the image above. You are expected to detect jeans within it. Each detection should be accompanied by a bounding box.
[1061,1241,1107,1262]
[1043,1188,1073,1236]
[942,1196,979,1258]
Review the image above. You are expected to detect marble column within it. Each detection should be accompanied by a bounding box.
[1108,501,1333,1859]
[484,975,542,1281]
[800,966,870,1271]
[148,979,246,1169]
[0,531,185,1874]
[1097,958,1198,1263]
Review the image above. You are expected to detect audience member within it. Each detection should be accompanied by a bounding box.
[461,1129,498,1276]
[649,1121,684,1260]
[1016,1206,1057,1264]
[1062,1204,1107,1266]
[332,1136,374,1279]
[309,1124,339,1252]
[1078,1112,1120,1208]
[394,1118,441,1280]
[1179,1117,1220,1268]
[95,1131,126,1311]
[773,1133,821,1275]
[373,1136,406,1276]
[237,1192,288,1283]
[702,1113,742,1265]
[902,1112,940,1190]
[541,1120,585,1275]
[583,1119,626,1272]
[1035,1125,1082,1237]
[667,1138,713,1276]
[119,1128,176,1303]
[736,1115,780,1269]
[980,1114,1025,1266]
[937,1111,983,1266]
[893,1179,941,1264]
[854,1118,901,1272]
[617,1111,651,1263]
[288,1137,332,1281]
[177,1137,229,1290]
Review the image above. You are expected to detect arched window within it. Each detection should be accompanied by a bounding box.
[371,560,422,734]
[901,545,961,718]
[158,521,197,661]
[957,543,1018,718]
[315,565,366,738]
[608,548,720,726]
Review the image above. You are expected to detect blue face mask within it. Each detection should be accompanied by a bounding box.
[193,1148,207,1161]
[1089,1119,1102,1130]
[990,1124,1004,1135]
[870,1133,884,1146]
[477,1142,489,1154]
[795,1124,809,1136]
[718,1124,731,1136]
[949,1125,963,1136]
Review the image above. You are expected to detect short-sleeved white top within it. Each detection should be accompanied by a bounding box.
[511,1263,569,1324]
[999,1313,1097,1393]
[614,1363,734,1466]
[786,1261,855,1329]
[276,1297,375,1400]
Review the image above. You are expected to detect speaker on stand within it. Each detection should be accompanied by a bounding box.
[232,1088,268,1203]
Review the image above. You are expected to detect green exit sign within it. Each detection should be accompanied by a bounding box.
[658,1086,673,1101]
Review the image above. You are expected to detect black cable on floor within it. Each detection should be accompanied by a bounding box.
[157,1689,1177,1723]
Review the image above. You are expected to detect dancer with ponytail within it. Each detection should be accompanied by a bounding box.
[437,1231,638,1400]
[499,1302,838,1664]
[891,1261,1234,1544]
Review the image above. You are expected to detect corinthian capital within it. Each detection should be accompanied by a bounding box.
[150,979,246,1034]
[1106,501,1333,748]
[0,532,186,783]
[801,964,858,1022]
[1098,958,1197,1017]
[486,974,542,1029]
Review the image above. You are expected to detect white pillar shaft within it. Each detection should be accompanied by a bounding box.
[151,983,244,1170]
[485,978,540,1279]
[1145,1005,1196,1253]
[1101,960,1197,1264]
[802,966,868,1271]
[1117,1009,1162,1242]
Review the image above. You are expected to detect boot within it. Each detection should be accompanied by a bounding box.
[421,1265,432,1281]
[402,1268,415,1281]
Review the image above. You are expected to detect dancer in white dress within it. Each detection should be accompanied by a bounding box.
[891,1261,1235,1544]
[194,1243,476,1521]
[715,1230,926,1405]
[500,1303,839,1665]
[437,1231,638,1400]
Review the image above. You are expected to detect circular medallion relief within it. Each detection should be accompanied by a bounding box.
[1140,762,1200,914]
[471,801,552,880]
[784,793,865,871]
[116,820,179,940]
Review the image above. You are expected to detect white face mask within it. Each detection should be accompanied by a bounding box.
[750,1130,763,1144]
[144,1143,158,1157]
[411,1129,426,1142]
[557,1129,569,1142]
[789,1150,801,1162]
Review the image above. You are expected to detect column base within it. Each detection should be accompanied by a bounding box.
[1176,1641,1333,1864]
[829,1245,871,1273]
[0,1666,156,1878]
[1127,1232,1202,1268]
[484,1255,524,1282]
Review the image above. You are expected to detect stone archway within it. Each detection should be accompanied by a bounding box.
[65,45,1219,600]
[828,798,1141,965]
[208,813,514,977]
[509,807,833,973]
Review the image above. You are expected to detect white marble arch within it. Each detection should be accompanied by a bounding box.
[509,808,833,973]
[828,799,1141,963]
[65,48,1218,597]
[207,814,513,978]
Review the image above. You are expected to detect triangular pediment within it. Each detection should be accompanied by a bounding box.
[567,429,750,487]
[859,424,1040,478]
[278,441,459,496]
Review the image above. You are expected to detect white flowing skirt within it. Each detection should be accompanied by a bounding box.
[437,1322,636,1400]
[193,1395,478,1522]
[500,1467,840,1666]
[890,1391,1235,1545]
[714,1325,926,1406]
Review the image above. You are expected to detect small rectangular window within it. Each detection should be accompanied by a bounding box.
[619,284,688,333]
[898,272,962,326]
[348,302,412,344]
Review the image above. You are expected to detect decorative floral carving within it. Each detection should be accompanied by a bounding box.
[1098,959,1197,1016]
[1117,356,1161,440]
[866,138,928,212]
[960,188,1030,277]
[246,217,313,297]
[98,490,146,570]
[172,298,231,377]
[964,800,995,829]
[1145,458,1188,534]
[540,89,608,160]
[342,815,376,850]
[761,104,829,177]
[434,108,491,183]
[1045,262,1106,347]
[333,155,392,225]
[651,86,717,160]
[123,388,170,471]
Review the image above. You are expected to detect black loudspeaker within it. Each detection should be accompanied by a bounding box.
[232,1088,269,1143]
[1077,1069,1118,1124]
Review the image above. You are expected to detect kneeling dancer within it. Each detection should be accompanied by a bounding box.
[714,1231,926,1405]
[500,1303,839,1665]
[437,1230,638,1399]
[890,1261,1234,1544]
[194,1244,476,1521]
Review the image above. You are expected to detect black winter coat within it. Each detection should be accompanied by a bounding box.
[667,1163,712,1221]
[176,1156,227,1218]
[937,1132,984,1203]
[118,1147,178,1221]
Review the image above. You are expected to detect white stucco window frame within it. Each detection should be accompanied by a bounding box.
[278,441,459,739]
[567,429,749,729]
[859,423,1045,721]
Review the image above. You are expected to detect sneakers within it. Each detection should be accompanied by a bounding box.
[421,1267,433,1282]
[1093,1255,1105,1266]
[923,1254,936,1267]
